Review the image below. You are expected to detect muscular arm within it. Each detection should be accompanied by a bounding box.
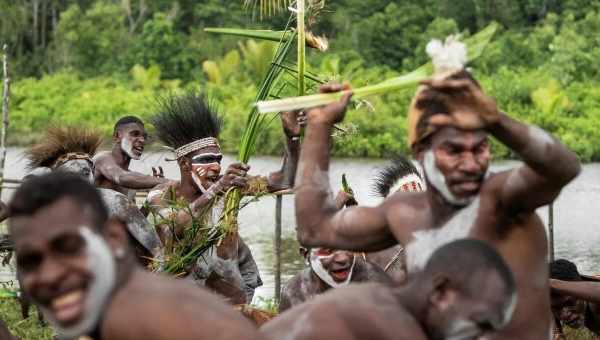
[267,137,301,192]
[489,113,581,213]
[551,279,600,304]
[96,155,165,190]
[294,91,399,251]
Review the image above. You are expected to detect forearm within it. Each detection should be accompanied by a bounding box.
[295,122,338,245]
[489,113,581,184]
[552,280,600,304]
[268,137,301,191]
[115,171,165,190]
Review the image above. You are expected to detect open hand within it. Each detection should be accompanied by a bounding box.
[307,83,353,126]
[419,77,500,130]
[152,166,164,178]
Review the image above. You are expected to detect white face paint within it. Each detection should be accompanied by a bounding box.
[423,150,475,206]
[120,138,140,160]
[444,318,482,340]
[309,249,356,288]
[41,227,116,339]
[191,170,210,193]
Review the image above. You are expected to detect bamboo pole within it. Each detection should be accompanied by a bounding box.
[0,45,10,199]
[549,202,555,262]
[274,194,283,301]
[296,0,305,96]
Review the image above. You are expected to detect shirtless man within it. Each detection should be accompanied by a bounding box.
[279,247,391,312]
[146,93,301,304]
[263,239,517,340]
[294,72,580,339]
[94,116,167,197]
[550,259,600,339]
[9,172,260,340]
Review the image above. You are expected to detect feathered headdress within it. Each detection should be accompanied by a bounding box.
[152,92,223,159]
[26,125,103,170]
[372,155,425,198]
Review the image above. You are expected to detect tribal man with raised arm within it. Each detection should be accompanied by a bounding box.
[294,42,581,339]
[146,93,301,304]
[94,116,167,198]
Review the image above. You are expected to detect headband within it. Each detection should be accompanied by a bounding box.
[174,137,220,159]
[52,152,92,169]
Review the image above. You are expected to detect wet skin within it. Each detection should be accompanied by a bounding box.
[279,254,392,312]
[294,82,581,340]
[94,122,166,195]
[10,197,261,340]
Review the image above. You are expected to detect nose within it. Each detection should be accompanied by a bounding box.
[36,257,67,291]
[458,152,482,174]
[332,252,350,264]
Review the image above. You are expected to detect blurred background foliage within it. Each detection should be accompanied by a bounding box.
[1,0,599,161]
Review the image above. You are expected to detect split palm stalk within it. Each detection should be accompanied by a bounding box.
[256,22,499,113]
[0,45,10,198]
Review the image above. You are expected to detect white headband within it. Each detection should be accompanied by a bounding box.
[175,137,220,159]
[389,173,426,194]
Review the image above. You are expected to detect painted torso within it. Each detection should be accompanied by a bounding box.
[92,151,130,196]
[389,180,551,340]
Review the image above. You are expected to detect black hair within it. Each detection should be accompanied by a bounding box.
[9,172,108,229]
[372,155,422,197]
[151,92,222,149]
[550,259,581,281]
[113,116,144,135]
[424,239,516,298]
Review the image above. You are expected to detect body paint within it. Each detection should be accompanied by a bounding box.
[309,250,356,288]
[423,150,474,206]
[121,138,140,160]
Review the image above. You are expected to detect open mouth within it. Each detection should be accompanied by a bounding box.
[329,267,350,282]
[132,146,144,156]
[49,289,85,326]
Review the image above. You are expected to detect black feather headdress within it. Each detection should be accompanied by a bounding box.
[152,92,223,150]
[372,155,424,198]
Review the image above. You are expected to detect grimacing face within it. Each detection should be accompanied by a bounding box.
[56,159,94,183]
[187,146,222,191]
[311,248,355,283]
[10,198,118,337]
[426,271,514,340]
[420,127,490,204]
[117,122,147,160]
[551,294,586,329]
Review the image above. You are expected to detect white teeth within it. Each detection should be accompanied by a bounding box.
[52,290,83,309]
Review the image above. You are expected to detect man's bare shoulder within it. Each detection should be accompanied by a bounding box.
[383,192,430,241]
[93,151,115,164]
[104,270,260,340]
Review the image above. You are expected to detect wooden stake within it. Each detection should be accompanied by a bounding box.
[0,45,10,199]
[274,194,282,301]
[549,202,555,262]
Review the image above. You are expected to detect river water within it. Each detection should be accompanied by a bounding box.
[1,148,599,302]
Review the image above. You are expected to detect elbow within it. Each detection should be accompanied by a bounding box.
[558,156,582,186]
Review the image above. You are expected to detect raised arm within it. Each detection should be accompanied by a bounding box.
[267,111,303,191]
[423,77,581,213]
[95,155,167,190]
[295,84,396,252]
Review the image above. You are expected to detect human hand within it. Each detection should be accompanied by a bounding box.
[335,190,358,209]
[419,77,500,130]
[152,166,164,178]
[210,163,250,194]
[281,110,306,138]
[306,83,353,127]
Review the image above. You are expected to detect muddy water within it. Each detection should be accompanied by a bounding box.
[1,148,599,301]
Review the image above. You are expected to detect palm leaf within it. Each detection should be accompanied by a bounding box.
[204,28,328,51]
[243,0,292,19]
[256,22,499,113]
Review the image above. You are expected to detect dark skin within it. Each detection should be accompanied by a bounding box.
[147,111,302,303]
[279,252,392,312]
[550,279,600,335]
[10,197,261,340]
[94,122,167,195]
[294,81,581,339]
[264,269,511,340]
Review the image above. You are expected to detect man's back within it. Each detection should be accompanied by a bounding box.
[102,270,261,340]
[264,283,427,340]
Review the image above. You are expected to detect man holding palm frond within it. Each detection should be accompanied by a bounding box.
[147,92,301,304]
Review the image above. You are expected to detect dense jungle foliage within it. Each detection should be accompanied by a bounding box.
[1,0,600,161]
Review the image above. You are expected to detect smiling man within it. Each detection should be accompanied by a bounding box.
[294,72,581,339]
[278,247,391,312]
[264,239,517,340]
[94,116,167,197]
[9,172,260,340]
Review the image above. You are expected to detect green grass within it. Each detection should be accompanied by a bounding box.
[0,299,53,340]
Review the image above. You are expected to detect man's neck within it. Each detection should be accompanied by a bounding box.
[179,172,202,202]
[111,144,131,170]
[391,280,427,323]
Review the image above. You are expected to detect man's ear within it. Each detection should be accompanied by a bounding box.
[103,217,129,257]
[299,247,309,258]
[429,275,456,312]
[113,130,121,143]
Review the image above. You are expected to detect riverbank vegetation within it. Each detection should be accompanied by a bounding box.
[2,1,600,161]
